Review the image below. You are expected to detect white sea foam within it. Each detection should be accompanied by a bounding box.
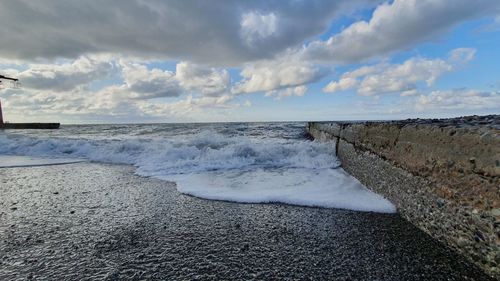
[0,125,396,213]
[165,168,396,213]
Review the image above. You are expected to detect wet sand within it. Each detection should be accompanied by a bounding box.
[0,163,493,280]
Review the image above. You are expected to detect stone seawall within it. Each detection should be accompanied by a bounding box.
[307,115,499,278]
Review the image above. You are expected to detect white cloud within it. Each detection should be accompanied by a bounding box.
[265,85,308,100]
[176,62,230,97]
[1,58,240,121]
[16,56,115,92]
[86,61,237,116]
[448,48,477,64]
[318,88,500,119]
[1,87,89,119]
[241,12,278,47]
[323,76,357,93]
[128,94,243,121]
[323,48,475,96]
[233,55,326,94]
[415,89,500,112]
[120,62,183,99]
[303,0,500,63]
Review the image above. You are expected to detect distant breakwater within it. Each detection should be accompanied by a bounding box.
[307,115,499,279]
[0,123,60,129]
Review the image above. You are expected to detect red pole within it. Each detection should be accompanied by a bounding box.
[0,99,3,124]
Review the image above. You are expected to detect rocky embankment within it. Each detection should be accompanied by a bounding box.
[308,115,499,279]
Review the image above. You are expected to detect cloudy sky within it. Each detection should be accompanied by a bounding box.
[0,0,499,123]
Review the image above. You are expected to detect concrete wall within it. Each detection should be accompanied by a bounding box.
[307,116,499,279]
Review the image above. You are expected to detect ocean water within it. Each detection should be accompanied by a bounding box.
[0,123,395,213]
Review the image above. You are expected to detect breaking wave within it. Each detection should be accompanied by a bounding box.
[0,123,396,213]
[0,130,339,174]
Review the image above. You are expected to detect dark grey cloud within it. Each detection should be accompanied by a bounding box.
[127,79,181,99]
[0,0,374,65]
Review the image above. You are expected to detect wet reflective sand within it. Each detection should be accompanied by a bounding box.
[0,163,493,280]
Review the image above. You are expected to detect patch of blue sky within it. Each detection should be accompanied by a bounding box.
[415,18,500,91]
[145,60,178,71]
[87,73,122,92]
[0,62,29,72]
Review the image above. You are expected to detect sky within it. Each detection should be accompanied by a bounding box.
[0,0,499,124]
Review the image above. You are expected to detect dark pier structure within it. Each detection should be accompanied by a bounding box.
[0,74,60,129]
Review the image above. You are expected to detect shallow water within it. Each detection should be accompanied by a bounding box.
[0,155,84,168]
[0,123,394,212]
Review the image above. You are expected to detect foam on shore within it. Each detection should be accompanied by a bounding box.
[166,168,396,213]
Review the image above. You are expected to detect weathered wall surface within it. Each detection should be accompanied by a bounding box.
[308,115,500,279]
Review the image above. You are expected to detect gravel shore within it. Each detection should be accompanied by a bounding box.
[0,163,493,280]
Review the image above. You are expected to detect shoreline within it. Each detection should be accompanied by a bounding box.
[1,162,493,280]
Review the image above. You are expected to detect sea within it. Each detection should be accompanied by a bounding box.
[0,122,395,213]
